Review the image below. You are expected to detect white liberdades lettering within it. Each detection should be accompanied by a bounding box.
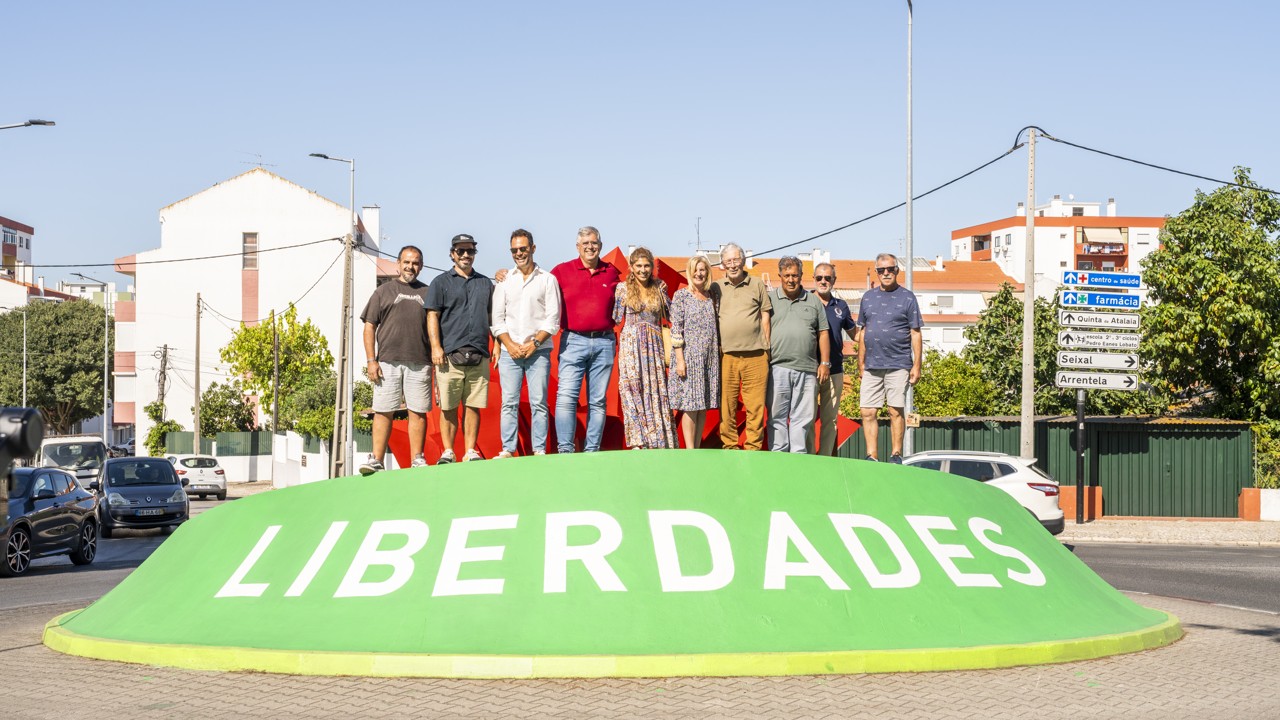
[215,511,1049,599]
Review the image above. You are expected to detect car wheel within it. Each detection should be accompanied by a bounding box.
[1,526,33,577]
[216,491,227,501]
[198,493,207,500]
[70,522,98,566]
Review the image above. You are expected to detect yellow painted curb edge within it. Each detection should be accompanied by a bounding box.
[43,611,1182,679]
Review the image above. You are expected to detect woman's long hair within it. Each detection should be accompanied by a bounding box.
[624,246,664,316]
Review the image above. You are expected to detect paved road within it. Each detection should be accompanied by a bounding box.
[1070,542,1280,614]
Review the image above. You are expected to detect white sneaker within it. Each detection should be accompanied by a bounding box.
[358,455,383,476]
[438,450,456,465]
[533,450,546,456]
[411,455,428,468]
[496,451,514,459]
[463,449,483,462]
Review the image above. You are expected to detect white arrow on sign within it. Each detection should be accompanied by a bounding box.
[1057,351,1139,370]
[1058,310,1141,329]
[1057,330,1141,350]
[1055,371,1140,391]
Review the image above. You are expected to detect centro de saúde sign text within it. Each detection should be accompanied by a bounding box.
[1060,270,1142,289]
[1057,310,1140,330]
[1055,371,1139,391]
[46,451,1178,677]
[1056,330,1140,350]
[1060,290,1142,310]
[1056,351,1138,370]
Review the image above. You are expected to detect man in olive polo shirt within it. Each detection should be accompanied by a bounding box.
[711,243,771,450]
[767,256,830,453]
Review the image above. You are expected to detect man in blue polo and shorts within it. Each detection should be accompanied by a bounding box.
[359,245,432,474]
[857,253,922,464]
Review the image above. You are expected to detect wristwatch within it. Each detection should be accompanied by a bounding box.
[532,337,543,348]
[820,361,832,367]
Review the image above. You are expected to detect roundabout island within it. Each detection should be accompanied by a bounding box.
[44,451,1180,677]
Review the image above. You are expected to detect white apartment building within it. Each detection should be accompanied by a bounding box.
[950,196,1165,299]
[0,215,35,284]
[114,168,389,444]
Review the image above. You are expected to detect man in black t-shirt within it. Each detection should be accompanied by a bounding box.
[359,245,432,475]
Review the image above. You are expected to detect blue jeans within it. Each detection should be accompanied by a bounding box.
[498,349,552,454]
[555,333,616,453]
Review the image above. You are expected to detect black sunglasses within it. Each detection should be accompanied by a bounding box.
[875,266,898,275]
[454,247,477,257]
[814,275,835,282]
[510,245,532,255]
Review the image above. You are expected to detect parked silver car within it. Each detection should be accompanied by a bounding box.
[901,450,1065,535]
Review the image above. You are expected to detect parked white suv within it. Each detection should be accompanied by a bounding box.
[38,435,110,488]
[166,454,228,501]
[901,450,1065,535]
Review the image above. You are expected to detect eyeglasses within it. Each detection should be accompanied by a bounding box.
[579,241,602,248]
[875,266,898,275]
[814,275,835,282]
[454,247,477,257]
[509,246,532,255]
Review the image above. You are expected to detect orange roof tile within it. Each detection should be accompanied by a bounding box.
[659,256,1021,293]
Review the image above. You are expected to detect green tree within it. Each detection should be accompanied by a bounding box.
[143,400,184,457]
[911,349,1002,416]
[277,369,372,438]
[1141,167,1280,421]
[0,301,113,434]
[193,381,257,437]
[219,305,334,401]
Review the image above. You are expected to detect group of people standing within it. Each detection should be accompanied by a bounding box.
[357,227,922,475]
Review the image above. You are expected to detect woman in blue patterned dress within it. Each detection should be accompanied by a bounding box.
[613,247,676,449]
[668,255,719,448]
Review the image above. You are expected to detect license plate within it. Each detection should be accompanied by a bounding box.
[137,508,163,516]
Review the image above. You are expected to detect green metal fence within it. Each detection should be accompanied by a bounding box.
[837,416,1252,518]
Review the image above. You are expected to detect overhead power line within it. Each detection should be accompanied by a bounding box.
[23,237,341,269]
[200,247,345,326]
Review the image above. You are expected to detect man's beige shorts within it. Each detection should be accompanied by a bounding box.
[436,361,490,411]
[860,368,909,409]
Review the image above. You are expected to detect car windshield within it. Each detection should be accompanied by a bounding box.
[179,457,219,469]
[43,442,106,470]
[7,471,33,498]
[106,460,179,486]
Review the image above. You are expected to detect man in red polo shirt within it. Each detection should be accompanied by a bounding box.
[550,226,621,453]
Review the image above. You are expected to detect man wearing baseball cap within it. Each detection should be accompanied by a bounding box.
[426,234,495,463]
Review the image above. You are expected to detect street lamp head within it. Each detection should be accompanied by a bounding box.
[27,119,55,126]
[309,153,331,160]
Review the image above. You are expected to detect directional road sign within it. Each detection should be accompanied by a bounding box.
[1060,290,1142,310]
[1057,330,1141,350]
[1061,270,1142,289]
[1058,310,1140,329]
[1055,371,1140,391]
[1057,351,1139,370]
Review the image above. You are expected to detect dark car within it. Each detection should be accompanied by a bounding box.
[91,457,190,538]
[3,467,99,577]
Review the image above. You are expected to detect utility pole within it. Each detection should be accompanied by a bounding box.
[156,344,169,408]
[194,293,202,452]
[1019,129,1037,459]
[903,0,915,456]
[272,310,280,431]
[331,233,354,478]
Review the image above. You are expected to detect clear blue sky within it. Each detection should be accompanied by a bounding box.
[5,1,1277,286]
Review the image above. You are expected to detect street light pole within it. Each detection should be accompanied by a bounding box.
[0,119,55,131]
[310,153,357,479]
[903,0,915,456]
[73,273,112,444]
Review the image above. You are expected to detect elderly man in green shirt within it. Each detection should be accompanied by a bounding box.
[767,256,830,453]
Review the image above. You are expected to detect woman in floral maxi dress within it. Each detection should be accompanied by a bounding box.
[613,247,676,449]
[668,255,719,448]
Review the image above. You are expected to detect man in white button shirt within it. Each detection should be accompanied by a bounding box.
[491,229,562,457]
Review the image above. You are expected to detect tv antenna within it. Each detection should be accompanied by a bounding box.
[690,217,703,251]
[240,152,277,168]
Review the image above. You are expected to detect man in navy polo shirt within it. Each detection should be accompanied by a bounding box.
[550,226,621,453]
[810,262,857,456]
[856,253,923,463]
[426,234,494,463]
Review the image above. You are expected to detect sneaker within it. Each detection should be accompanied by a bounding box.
[438,450,456,465]
[533,450,546,456]
[888,454,903,465]
[463,449,483,462]
[411,455,428,468]
[496,451,514,459]
[864,455,878,462]
[358,455,384,476]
